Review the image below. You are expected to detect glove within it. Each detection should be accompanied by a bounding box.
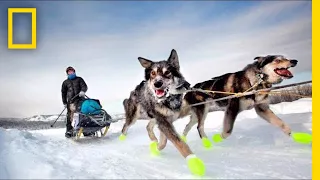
[79,91,85,97]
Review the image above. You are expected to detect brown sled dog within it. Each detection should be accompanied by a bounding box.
[120,49,206,176]
[181,55,298,145]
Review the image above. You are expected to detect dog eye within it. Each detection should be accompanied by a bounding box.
[151,71,156,76]
[275,59,281,63]
[164,71,171,76]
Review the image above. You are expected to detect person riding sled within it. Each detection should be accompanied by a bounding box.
[61,66,88,138]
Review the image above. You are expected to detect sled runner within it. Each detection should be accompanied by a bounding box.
[71,97,114,140]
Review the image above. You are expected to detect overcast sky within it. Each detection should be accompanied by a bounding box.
[0,1,311,118]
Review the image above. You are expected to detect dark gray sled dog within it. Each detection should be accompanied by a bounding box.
[120,49,206,176]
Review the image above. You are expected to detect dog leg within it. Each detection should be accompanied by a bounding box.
[158,131,168,150]
[182,112,197,142]
[254,104,291,135]
[147,119,158,142]
[213,99,239,143]
[195,105,211,148]
[157,115,193,157]
[156,115,206,176]
[148,119,161,155]
[120,104,140,141]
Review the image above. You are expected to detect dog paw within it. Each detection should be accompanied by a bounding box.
[291,132,312,144]
[212,133,223,143]
[119,134,126,141]
[186,154,206,176]
[150,141,160,156]
[180,135,187,143]
[201,137,212,148]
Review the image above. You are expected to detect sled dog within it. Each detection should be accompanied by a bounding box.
[182,55,298,142]
[120,49,203,159]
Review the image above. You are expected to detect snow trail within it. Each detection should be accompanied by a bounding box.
[0,98,312,179]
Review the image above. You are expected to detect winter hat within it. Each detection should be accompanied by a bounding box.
[66,66,75,74]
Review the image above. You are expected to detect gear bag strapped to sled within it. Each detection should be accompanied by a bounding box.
[80,99,102,115]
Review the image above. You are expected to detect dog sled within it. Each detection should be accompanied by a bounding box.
[70,97,117,140]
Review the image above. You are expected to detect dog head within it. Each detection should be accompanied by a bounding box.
[138,49,189,100]
[254,55,298,84]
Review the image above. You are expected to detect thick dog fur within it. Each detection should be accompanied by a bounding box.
[121,49,195,158]
[182,55,298,141]
[122,54,298,148]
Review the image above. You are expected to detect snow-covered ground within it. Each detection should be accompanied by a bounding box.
[26,115,66,122]
[0,98,312,179]
[24,113,125,122]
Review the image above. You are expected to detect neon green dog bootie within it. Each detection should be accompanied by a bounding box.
[186,154,206,176]
[291,132,312,144]
[119,134,126,141]
[150,141,160,156]
[202,137,212,148]
[180,135,187,143]
[212,133,223,143]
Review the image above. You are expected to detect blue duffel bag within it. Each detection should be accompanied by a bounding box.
[80,99,102,115]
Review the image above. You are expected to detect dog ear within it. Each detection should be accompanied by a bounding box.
[138,57,153,69]
[167,49,180,70]
[254,55,276,68]
[253,56,266,69]
[254,56,265,62]
[254,56,266,66]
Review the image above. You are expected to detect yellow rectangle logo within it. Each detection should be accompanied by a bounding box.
[8,8,37,49]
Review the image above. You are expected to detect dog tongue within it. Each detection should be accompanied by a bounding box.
[275,69,293,77]
[155,89,165,96]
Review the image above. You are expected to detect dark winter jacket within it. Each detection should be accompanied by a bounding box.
[61,76,88,104]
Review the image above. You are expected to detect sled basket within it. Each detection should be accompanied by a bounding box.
[72,109,112,136]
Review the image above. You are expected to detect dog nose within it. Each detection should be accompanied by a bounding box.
[154,81,163,88]
[290,59,298,67]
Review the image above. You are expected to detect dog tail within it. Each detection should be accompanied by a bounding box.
[123,98,129,106]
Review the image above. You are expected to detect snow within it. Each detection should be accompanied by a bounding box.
[0,98,312,179]
[25,113,125,122]
[26,114,67,122]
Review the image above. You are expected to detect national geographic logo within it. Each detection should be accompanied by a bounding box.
[7,8,36,49]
